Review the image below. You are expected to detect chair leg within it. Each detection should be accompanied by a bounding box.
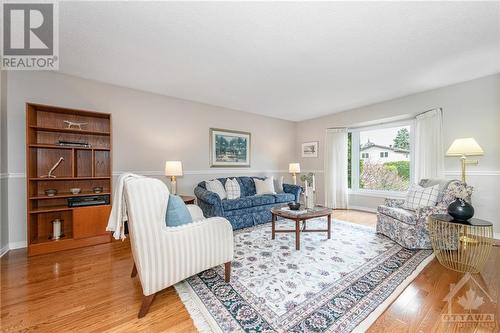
[131,263,137,278]
[138,294,156,318]
[224,262,231,283]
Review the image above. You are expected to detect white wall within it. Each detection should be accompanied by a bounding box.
[4,71,297,247]
[1,70,9,255]
[296,74,500,232]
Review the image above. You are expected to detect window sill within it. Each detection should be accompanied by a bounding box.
[348,189,407,199]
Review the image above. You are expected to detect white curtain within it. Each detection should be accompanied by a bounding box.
[414,108,445,182]
[324,128,348,209]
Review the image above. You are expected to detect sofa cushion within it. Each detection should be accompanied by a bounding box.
[249,194,275,206]
[377,205,417,225]
[238,176,258,197]
[273,192,295,203]
[222,197,253,211]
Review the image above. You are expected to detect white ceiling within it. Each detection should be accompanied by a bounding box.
[59,2,500,121]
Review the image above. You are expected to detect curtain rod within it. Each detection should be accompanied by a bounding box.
[327,107,441,131]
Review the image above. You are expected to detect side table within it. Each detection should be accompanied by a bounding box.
[179,195,196,205]
[428,214,494,273]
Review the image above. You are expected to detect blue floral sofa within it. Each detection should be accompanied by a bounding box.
[194,176,302,230]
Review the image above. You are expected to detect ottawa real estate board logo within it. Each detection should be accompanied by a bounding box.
[1,1,59,70]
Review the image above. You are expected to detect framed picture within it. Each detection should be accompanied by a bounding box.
[302,141,319,158]
[210,128,251,167]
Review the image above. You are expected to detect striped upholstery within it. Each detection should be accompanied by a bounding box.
[124,177,234,296]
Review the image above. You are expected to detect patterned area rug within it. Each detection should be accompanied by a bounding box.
[175,218,434,333]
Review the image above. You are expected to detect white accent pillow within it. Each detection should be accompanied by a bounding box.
[225,178,241,200]
[403,184,439,210]
[273,176,284,193]
[206,179,227,200]
[254,177,276,195]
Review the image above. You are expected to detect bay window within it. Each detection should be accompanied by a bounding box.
[348,122,413,194]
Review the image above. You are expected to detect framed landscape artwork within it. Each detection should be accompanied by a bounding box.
[210,128,251,167]
[302,141,319,158]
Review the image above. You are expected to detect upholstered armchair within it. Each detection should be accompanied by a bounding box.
[376,179,470,250]
[124,177,234,318]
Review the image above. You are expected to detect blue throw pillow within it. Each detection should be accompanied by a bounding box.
[165,195,192,227]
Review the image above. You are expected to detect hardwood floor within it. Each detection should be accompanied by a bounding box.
[1,210,498,332]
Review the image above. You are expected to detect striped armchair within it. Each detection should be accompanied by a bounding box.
[124,177,234,318]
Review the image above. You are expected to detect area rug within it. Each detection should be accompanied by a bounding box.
[175,218,434,333]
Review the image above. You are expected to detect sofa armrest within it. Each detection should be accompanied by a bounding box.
[415,204,447,221]
[384,198,405,208]
[194,186,224,217]
[283,183,302,202]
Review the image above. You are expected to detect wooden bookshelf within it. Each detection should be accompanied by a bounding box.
[26,103,112,256]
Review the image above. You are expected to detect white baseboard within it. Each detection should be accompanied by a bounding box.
[0,245,9,257]
[9,241,27,250]
[348,205,377,213]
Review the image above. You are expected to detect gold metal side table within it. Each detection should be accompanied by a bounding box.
[428,214,494,273]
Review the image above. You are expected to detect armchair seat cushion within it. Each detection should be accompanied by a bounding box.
[249,194,275,206]
[377,205,417,225]
[273,192,295,203]
[222,197,253,211]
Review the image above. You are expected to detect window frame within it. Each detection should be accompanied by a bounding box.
[348,120,414,198]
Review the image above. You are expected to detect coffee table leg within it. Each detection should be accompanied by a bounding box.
[295,219,300,250]
[271,213,276,240]
[327,214,331,239]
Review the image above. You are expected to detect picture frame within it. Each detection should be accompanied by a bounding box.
[301,141,319,158]
[210,128,251,167]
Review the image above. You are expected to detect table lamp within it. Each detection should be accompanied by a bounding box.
[289,163,301,185]
[446,138,484,182]
[165,161,183,194]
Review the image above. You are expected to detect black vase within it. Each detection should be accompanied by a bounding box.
[447,198,474,222]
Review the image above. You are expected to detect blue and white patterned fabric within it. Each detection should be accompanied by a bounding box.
[195,176,302,230]
[376,179,470,250]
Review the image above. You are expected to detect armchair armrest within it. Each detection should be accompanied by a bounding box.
[384,198,405,208]
[136,217,234,295]
[194,186,224,217]
[415,204,448,221]
[283,183,302,202]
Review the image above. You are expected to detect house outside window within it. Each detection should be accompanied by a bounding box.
[348,122,412,193]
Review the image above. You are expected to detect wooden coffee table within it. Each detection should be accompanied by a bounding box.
[271,205,333,250]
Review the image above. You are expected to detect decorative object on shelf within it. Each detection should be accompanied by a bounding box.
[428,214,493,273]
[58,140,90,148]
[45,189,57,197]
[446,138,484,182]
[70,188,81,194]
[67,195,110,207]
[210,128,251,167]
[447,182,474,221]
[40,157,64,178]
[64,120,88,130]
[301,141,319,158]
[289,163,301,185]
[165,161,183,195]
[301,172,316,208]
[50,219,64,240]
[287,202,301,210]
[92,186,103,194]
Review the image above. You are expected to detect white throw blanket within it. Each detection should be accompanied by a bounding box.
[106,173,144,240]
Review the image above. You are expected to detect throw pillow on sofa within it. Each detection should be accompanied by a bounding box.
[206,179,227,199]
[225,178,241,200]
[254,177,276,195]
[403,183,439,210]
[166,194,193,226]
[273,176,284,193]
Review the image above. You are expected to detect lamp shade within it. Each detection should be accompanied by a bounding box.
[446,138,484,156]
[289,163,301,173]
[165,161,183,176]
